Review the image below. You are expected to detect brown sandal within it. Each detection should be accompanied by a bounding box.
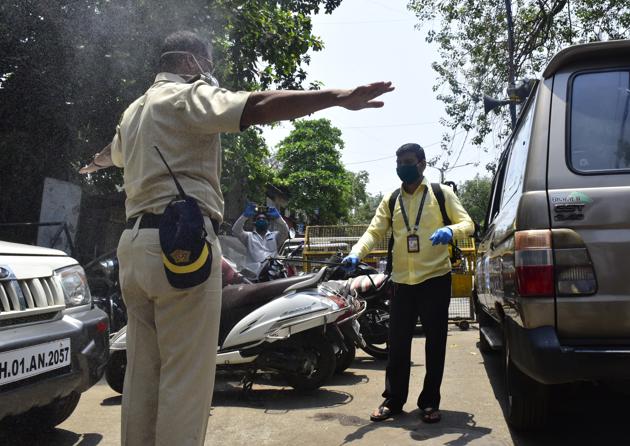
[420,407,441,423]
[370,405,401,422]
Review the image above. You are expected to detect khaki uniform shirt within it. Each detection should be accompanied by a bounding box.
[110,73,251,221]
[350,177,474,285]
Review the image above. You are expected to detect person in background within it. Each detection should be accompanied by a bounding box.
[232,203,289,275]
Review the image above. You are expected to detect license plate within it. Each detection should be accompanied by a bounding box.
[0,339,71,386]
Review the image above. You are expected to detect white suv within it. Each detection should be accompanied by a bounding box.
[0,240,109,430]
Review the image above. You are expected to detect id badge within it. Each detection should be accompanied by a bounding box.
[407,234,420,253]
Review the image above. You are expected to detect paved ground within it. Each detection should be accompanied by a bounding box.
[3,326,630,445]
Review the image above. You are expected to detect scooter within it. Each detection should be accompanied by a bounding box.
[106,262,366,394]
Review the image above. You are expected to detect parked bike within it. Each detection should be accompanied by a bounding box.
[106,263,366,394]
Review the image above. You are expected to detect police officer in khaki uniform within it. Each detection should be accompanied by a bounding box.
[82,31,394,446]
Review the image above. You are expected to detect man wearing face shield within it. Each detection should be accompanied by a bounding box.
[342,143,474,424]
[80,30,394,446]
[232,203,289,277]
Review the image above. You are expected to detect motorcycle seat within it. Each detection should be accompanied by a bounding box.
[218,274,315,345]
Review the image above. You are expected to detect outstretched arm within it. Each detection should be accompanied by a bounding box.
[240,82,394,128]
[79,143,113,174]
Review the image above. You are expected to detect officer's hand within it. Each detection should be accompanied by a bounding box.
[339,82,395,111]
[243,203,256,218]
[429,227,453,245]
[267,207,281,219]
[341,254,359,272]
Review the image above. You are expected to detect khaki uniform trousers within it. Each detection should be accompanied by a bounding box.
[117,217,222,446]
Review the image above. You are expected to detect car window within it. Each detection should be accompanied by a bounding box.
[501,101,535,208]
[570,70,630,173]
[485,154,508,228]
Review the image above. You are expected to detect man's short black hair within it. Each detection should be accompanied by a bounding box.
[395,143,426,162]
[159,31,210,72]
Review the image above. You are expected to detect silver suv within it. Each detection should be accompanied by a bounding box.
[475,40,630,430]
[0,240,109,430]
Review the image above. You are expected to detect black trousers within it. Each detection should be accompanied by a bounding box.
[382,272,451,411]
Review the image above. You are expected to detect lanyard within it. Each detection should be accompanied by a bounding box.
[398,187,428,234]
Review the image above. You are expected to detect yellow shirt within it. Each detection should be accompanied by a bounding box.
[110,72,251,221]
[350,177,474,285]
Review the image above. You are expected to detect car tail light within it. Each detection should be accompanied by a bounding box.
[515,230,554,296]
[552,229,597,296]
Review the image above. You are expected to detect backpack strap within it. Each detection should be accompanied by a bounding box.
[385,189,401,274]
[431,182,451,226]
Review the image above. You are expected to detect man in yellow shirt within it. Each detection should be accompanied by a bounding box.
[83,31,393,446]
[343,143,473,423]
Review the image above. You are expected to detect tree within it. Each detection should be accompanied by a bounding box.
[457,175,492,226]
[221,128,275,219]
[276,119,353,225]
[0,0,344,236]
[347,170,382,224]
[407,0,630,167]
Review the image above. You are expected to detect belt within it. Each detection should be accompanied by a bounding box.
[126,213,219,235]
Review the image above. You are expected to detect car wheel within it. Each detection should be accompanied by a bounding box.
[504,336,549,430]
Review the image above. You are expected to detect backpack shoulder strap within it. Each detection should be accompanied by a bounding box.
[431,183,451,226]
[385,188,401,274]
[388,188,401,219]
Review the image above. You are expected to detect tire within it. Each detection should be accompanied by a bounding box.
[106,350,127,394]
[504,336,549,430]
[335,343,356,374]
[13,392,81,431]
[359,305,390,360]
[283,334,336,391]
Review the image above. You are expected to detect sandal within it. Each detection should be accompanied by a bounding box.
[420,407,441,424]
[370,404,401,422]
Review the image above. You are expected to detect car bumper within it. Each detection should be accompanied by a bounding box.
[507,319,630,385]
[0,307,109,419]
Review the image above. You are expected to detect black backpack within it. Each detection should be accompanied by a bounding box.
[385,183,451,274]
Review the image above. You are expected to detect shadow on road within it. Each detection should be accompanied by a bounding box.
[211,371,355,412]
[481,347,630,445]
[100,395,122,406]
[313,408,492,446]
[0,428,102,446]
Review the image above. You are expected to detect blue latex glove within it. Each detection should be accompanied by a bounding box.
[267,207,281,219]
[341,254,359,272]
[429,227,453,245]
[243,202,256,218]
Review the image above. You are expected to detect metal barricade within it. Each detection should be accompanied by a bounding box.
[302,225,390,271]
[448,237,476,330]
[302,225,477,329]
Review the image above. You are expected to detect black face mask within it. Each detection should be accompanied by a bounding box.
[396,163,421,184]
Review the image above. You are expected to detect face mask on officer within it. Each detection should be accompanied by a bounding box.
[160,51,220,87]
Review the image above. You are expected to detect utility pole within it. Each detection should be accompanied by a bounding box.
[504,0,517,129]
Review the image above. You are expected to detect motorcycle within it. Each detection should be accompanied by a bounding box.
[106,262,366,394]
[84,251,127,333]
[322,258,392,361]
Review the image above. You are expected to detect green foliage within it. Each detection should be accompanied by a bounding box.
[457,175,492,226]
[407,0,630,163]
[347,171,382,224]
[276,119,353,224]
[0,0,343,224]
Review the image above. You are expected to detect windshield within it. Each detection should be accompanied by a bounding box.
[570,70,630,173]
